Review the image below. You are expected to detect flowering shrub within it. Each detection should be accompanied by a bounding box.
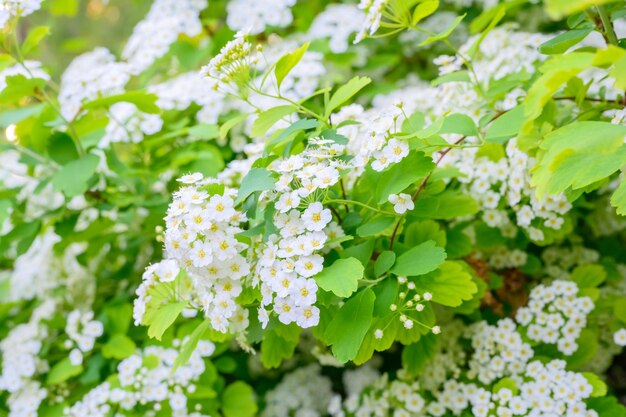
[3,0,626,416]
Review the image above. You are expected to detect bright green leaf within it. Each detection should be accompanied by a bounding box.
[410,261,478,307]
[251,105,296,137]
[51,154,99,197]
[315,257,364,298]
[325,289,376,363]
[46,358,83,385]
[222,382,258,417]
[236,168,276,204]
[83,91,160,114]
[275,43,309,89]
[102,334,136,359]
[325,76,371,118]
[391,240,447,277]
[147,302,187,341]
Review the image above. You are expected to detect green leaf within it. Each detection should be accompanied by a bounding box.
[411,0,439,25]
[402,111,426,133]
[222,382,258,417]
[265,118,319,153]
[588,397,626,417]
[188,123,219,140]
[374,251,396,277]
[539,28,593,54]
[325,76,371,119]
[261,324,300,368]
[356,216,396,237]
[582,372,608,397]
[611,55,626,90]
[419,14,465,46]
[46,358,83,385]
[610,178,626,215]
[102,334,136,359]
[0,103,45,127]
[51,154,100,197]
[570,264,606,288]
[531,121,626,198]
[440,113,478,136]
[410,261,478,307]
[544,0,618,19]
[485,106,524,144]
[251,105,296,137]
[324,288,376,363]
[147,302,187,341]
[431,70,471,86]
[48,0,79,15]
[219,113,249,140]
[236,168,276,204]
[83,91,160,114]
[402,333,438,375]
[275,43,309,89]
[391,240,447,277]
[47,132,79,165]
[0,75,46,102]
[523,52,594,122]
[174,320,211,370]
[375,152,435,204]
[314,257,363,298]
[22,26,50,55]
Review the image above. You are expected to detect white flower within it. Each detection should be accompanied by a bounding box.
[302,202,332,232]
[177,172,204,184]
[295,305,320,328]
[388,193,414,214]
[614,328,626,346]
[69,348,83,366]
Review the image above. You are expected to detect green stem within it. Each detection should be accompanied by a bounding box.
[597,6,619,46]
[10,18,84,155]
[324,198,395,216]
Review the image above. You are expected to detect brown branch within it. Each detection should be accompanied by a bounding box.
[388,110,507,250]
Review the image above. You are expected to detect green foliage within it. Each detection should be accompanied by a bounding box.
[391,240,447,277]
[324,288,376,362]
[314,257,364,297]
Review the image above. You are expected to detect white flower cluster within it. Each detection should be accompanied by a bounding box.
[0,0,42,26]
[64,342,215,417]
[485,246,528,270]
[466,319,533,384]
[135,177,250,334]
[0,60,49,91]
[335,104,407,174]
[262,364,333,417]
[441,139,572,242]
[440,26,549,85]
[329,366,427,417]
[98,102,163,148]
[255,140,348,328]
[541,246,599,280]
[65,310,104,365]
[200,31,258,91]
[355,0,391,43]
[149,72,226,124]
[516,280,594,355]
[122,0,207,74]
[2,230,92,302]
[59,48,131,120]
[308,4,365,53]
[0,301,54,417]
[226,0,296,35]
[0,151,64,222]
